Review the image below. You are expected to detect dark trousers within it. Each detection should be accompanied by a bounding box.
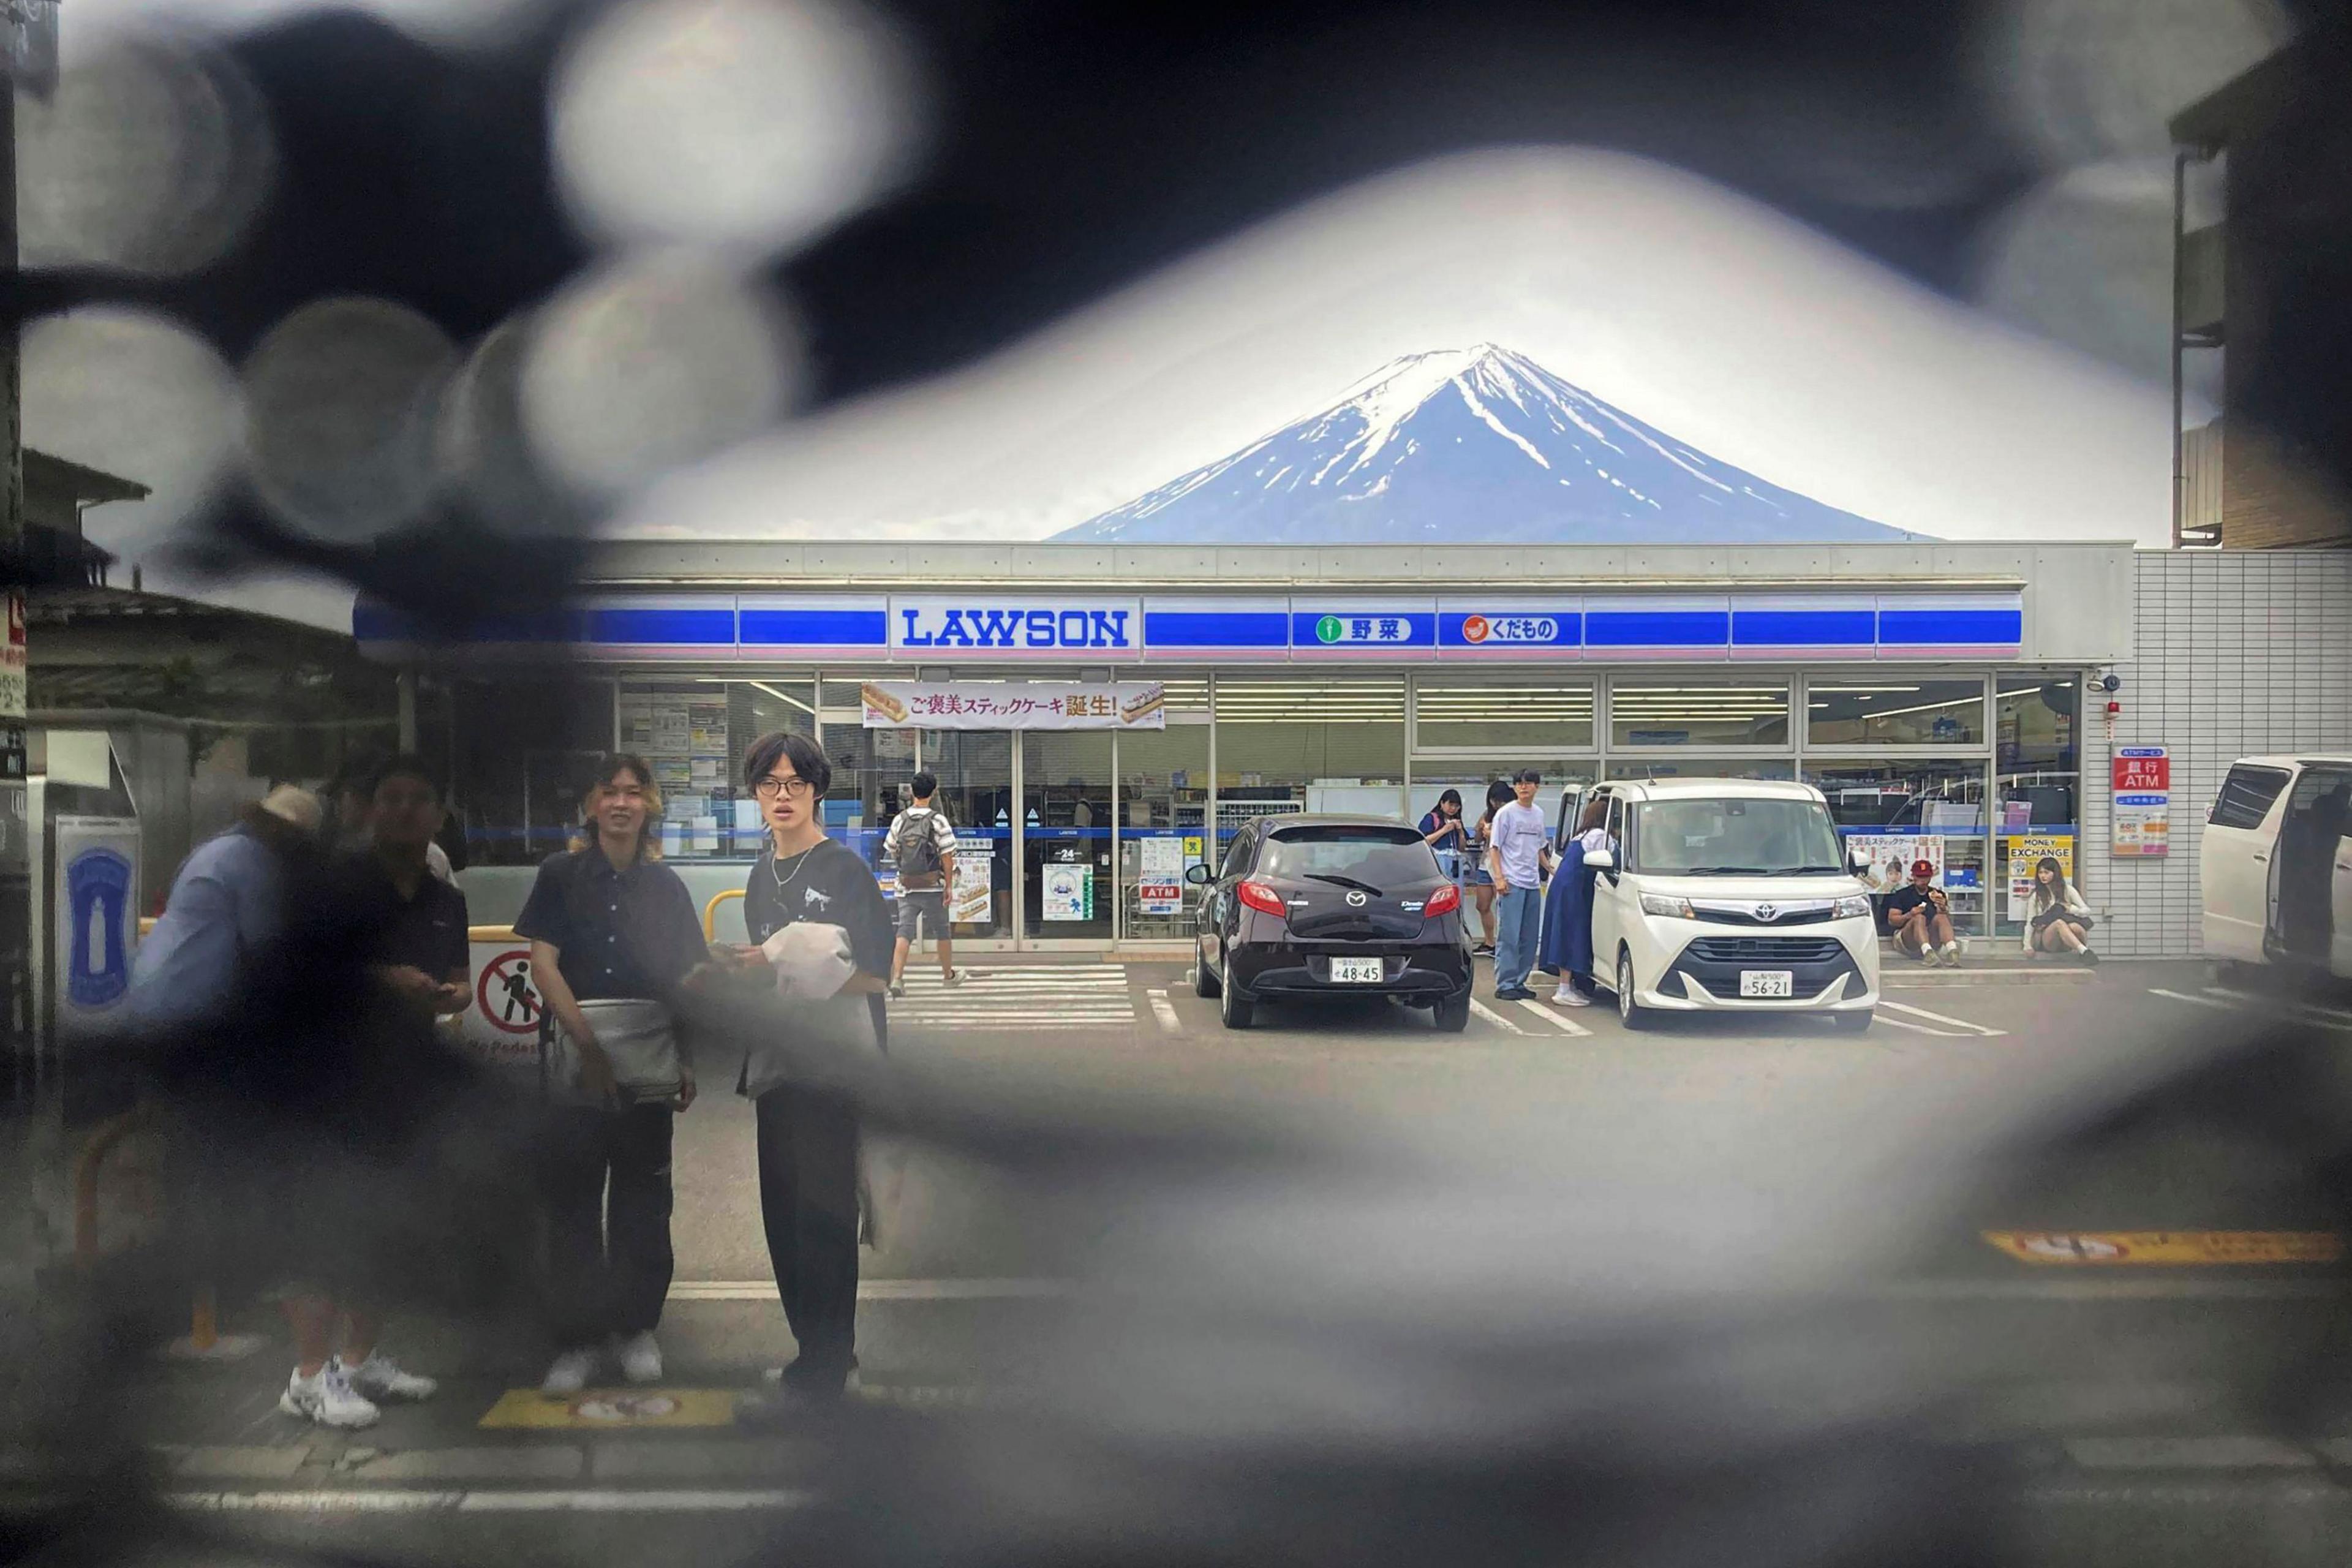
[543,1102,676,1350]
[755,1086,861,1389]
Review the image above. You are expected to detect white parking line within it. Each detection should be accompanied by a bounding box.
[1147,989,1182,1033]
[2204,986,2352,1025]
[1874,1014,1969,1037]
[1515,998,1594,1036]
[2150,987,2352,1033]
[1877,998,2007,1037]
[1466,998,1528,1035]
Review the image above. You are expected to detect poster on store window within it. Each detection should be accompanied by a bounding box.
[951,837,994,924]
[1847,833,1942,892]
[2006,835,2076,921]
[1137,835,1185,915]
[1041,862,1093,922]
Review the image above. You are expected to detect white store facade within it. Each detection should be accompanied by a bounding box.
[359,540,2347,959]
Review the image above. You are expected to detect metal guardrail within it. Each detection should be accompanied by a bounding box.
[704,889,744,941]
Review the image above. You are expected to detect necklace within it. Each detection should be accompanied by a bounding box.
[767,839,821,902]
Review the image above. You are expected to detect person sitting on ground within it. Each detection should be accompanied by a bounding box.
[2022,855,2097,965]
[884,771,961,997]
[1880,859,1962,968]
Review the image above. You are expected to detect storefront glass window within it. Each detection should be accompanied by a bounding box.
[1213,675,1407,859]
[1408,761,1596,870]
[1412,679,1594,750]
[1804,758,1991,936]
[615,679,743,860]
[1806,677,1986,747]
[921,730,1013,940]
[1608,681,1790,748]
[1117,726,1212,939]
[1024,731,1114,940]
[1994,674,2081,941]
[825,725,916,874]
[1604,756,1795,782]
[455,676,615,865]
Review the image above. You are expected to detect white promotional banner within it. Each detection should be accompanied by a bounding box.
[861,680,1166,730]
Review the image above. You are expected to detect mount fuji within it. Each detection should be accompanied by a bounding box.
[1054,345,1920,545]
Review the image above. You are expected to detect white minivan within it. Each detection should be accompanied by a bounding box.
[1578,778,1881,1031]
[2201,755,2352,980]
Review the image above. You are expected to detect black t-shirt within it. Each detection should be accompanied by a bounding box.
[344,853,470,979]
[1880,884,1941,931]
[744,837,895,1045]
[513,843,707,1002]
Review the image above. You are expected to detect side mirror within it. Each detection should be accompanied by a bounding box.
[1584,848,1615,873]
[1184,864,1212,885]
[1849,846,1872,871]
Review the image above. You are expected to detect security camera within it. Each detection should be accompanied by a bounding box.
[2096,674,2122,694]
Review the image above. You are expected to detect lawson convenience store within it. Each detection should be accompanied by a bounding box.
[361,539,2133,952]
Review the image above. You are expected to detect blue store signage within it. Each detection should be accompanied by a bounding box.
[892,597,1140,651]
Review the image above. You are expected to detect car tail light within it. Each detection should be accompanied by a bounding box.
[1237,880,1288,918]
[1424,883,1461,918]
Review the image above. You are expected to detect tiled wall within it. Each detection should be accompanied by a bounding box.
[2087,551,2352,958]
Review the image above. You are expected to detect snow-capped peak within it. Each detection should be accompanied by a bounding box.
[1056,345,1917,546]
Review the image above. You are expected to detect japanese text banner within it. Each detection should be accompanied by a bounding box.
[862,680,1166,730]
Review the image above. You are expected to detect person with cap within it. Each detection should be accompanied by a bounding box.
[1879,858,1962,967]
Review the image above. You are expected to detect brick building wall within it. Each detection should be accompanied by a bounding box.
[2086,549,2352,958]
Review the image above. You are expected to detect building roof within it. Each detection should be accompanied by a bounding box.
[2169,44,2299,148]
[24,450,151,509]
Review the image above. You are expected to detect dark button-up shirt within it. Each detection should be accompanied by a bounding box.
[513,842,707,1003]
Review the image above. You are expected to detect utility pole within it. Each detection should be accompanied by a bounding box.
[2,1,59,1102]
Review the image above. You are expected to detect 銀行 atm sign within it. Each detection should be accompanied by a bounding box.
[2113,748,2169,792]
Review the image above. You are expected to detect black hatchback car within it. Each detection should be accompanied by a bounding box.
[1188,815,1472,1030]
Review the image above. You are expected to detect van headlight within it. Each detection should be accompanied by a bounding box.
[1640,893,1697,919]
[1832,894,1872,920]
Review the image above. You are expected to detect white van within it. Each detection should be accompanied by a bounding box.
[2201,755,2352,979]
[1577,778,1881,1031]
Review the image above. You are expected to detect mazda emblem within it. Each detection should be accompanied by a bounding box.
[1754,903,1779,922]
[1346,891,1368,907]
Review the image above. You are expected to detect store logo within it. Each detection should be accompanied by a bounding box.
[1313,614,1415,644]
[896,602,1134,649]
[1460,614,1559,644]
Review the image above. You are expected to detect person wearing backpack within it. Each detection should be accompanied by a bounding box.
[885,771,962,998]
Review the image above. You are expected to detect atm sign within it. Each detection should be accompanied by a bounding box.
[1461,614,1560,644]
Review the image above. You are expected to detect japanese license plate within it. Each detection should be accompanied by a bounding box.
[1330,957,1385,984]
[1738,970,1795,998]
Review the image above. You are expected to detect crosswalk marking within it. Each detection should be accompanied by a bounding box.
[889,965,1140,1031]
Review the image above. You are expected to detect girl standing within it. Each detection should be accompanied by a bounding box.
[1458,781,1513,957]
[1419,790,1468,880]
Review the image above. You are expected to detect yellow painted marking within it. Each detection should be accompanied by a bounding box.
[478,1389,736,1430]
[1982,1230,2345,1267]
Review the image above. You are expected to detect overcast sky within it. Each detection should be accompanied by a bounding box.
[622,148,2174,549]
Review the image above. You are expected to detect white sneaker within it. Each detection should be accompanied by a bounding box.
[1551,986,1591,1007]
[615,1330,663,1385]
[280,1359,380,1429]
[1940,943,1964,967]
[349,1352,437,1404]
[541,1348,602,1396]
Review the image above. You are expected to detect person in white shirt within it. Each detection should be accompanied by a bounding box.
[1485,768,1554,1001]
[885,771,962,997]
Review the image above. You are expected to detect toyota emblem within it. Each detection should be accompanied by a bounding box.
[1346,891,1368,907]
[1754,903,1779,922]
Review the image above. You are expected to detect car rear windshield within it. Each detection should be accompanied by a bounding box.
[1259,826,1441,888]
[1632,797,1845,875]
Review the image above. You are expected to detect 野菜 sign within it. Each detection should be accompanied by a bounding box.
[862,680,1166,730]
[2111,745,2170,858]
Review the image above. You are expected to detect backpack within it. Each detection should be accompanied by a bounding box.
[895,808,945,887]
